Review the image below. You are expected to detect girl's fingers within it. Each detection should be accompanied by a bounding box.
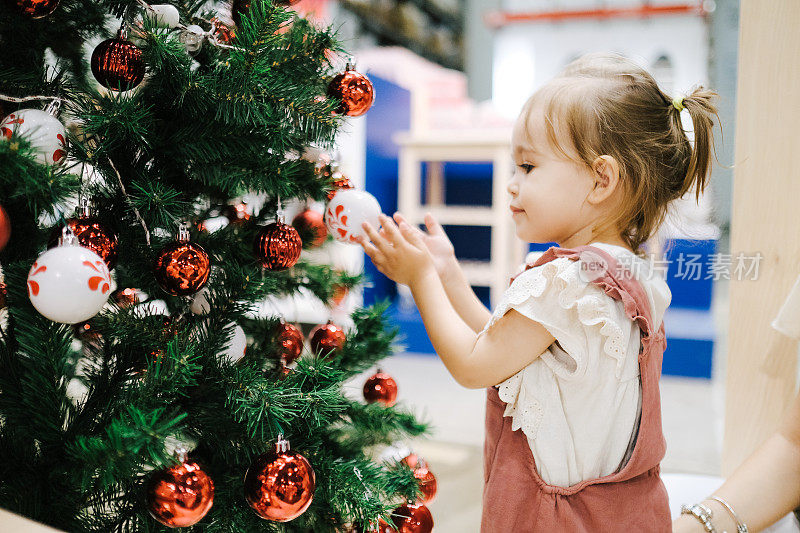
[394,212,426,239]
[399,221,426,250]
[378,214,404,246]
[424,212,445,236]
[361,221,390,253]
[356,235,385,265]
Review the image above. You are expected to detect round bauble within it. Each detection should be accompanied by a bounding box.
[1,108,66,165]
[275,320,304,365]
[309,321,345,358]
[292,208,326,248]
[325,189,381,244]
[244,438,315,522]
[391,502,433,533]
[27,242,111,324]
[11,0,60,18]
[327,68,375,117]
[153,241,211,296]
[146,456,215,528]
[91,31,145,92]
[253,221,302,271]
[47,216,118,270]
[363,371,398,407]
[401,454,437,505]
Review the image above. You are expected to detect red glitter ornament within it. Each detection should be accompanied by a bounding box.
[291,208,326,247]
[0,283,6,309]
[244,436,315,522]
[327,65,375,117]
[223,202,250,225]
[0,204,10,252]
[275,320,304,365]
[253,221,302,271]
[154,226,211,296]
[47,203,118,270]
[309,320,345,358]
[146,449,215,528]
[326,172,355,201]
[363,370,398,407]
[91,28,145,92]
[401,454,437,504]
[391,503,433,533]
[12,0,60,18]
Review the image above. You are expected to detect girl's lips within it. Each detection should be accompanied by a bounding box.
[510,206,524,215]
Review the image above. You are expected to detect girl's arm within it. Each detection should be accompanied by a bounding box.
[359,215,555,389]
[392,212,492,334]
[673,393,800,532]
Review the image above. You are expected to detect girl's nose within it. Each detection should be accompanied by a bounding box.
[507,180,519,196]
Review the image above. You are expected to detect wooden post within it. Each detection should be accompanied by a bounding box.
[722,0,800,474]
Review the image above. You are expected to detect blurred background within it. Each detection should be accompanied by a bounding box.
[291,0,746,531]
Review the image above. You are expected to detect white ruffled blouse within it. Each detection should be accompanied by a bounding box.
[478,242,672,488]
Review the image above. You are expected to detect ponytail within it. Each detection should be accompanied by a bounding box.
[670,86,720,203]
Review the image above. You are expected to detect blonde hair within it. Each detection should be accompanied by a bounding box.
[520,53,719,256]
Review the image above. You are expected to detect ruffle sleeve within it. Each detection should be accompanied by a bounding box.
[479,255,629,382]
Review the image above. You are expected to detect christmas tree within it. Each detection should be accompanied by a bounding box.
[0,0,432,530]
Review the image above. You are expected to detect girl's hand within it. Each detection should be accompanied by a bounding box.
[357,214,437,287]
[391,212,455,279]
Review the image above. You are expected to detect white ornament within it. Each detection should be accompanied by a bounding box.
[190,286,211,315]
[325,189,381,244]
[146,4,180,28]
[180,24,205,53]
[27,237,111,324]
[221,324,247,364]
[1,103,66,166]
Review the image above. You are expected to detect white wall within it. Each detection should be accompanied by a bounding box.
[492,14,710,120]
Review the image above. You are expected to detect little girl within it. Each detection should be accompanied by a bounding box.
[356,53,718,532]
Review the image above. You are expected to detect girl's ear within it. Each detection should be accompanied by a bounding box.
[587,155,621,204]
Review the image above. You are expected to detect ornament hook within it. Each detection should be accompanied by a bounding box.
[60,224,77,246]
[44,98,62,117]
[177,221,190,242]
[275,434,290,453]
[173,445,189,463]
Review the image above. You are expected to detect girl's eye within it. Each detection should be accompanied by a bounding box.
[518,163,535,174]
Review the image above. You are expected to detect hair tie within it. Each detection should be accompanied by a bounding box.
[672,95,685,112]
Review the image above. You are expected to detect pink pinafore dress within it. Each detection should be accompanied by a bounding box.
[481,245,671,532]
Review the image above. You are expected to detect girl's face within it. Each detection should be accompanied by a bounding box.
[508,103,601,247]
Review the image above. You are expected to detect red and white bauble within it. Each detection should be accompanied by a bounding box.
[27,233,111,323]
[325,189,381,244]
[1,104,66,166]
